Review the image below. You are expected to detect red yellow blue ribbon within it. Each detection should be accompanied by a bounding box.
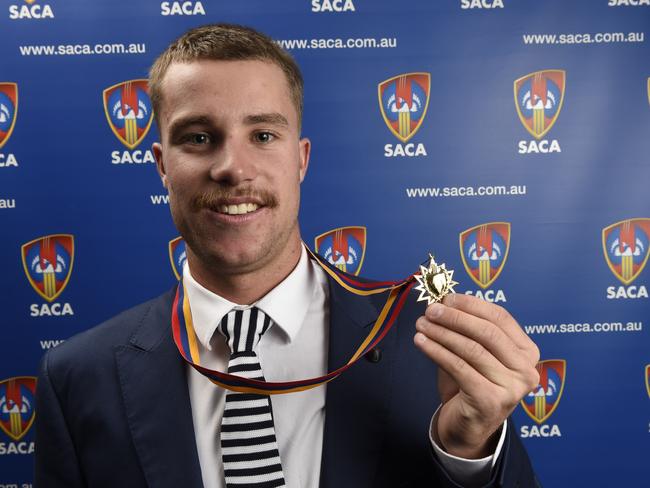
[172,246,417,395]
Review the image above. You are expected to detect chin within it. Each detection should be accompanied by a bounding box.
[199,241,273,273]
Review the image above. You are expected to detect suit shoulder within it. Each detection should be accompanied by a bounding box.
[43,289,175,370]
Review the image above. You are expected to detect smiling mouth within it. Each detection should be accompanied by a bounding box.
[216,203,260,215]
[193,188,277,216]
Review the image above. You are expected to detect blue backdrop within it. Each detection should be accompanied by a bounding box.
[1,0,649,486]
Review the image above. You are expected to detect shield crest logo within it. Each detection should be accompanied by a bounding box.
[21,234,75,302]
[514,70,565,140]
[168,237,187,280]
[103,79,154,149]
[0,377,37,441]
[459,222,511,289]
[314,226,367,276]
[602,218,650,285]
[521,360,566,425]
[0,83,18,149]
[378,73,430,143]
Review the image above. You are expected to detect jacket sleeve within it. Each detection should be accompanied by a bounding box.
[427,419,541,488]
[34,350,86,488]
[489,420,541,488]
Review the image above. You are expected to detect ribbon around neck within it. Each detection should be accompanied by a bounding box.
[172,246,417,395]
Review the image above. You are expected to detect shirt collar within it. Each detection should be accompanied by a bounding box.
[182,245,317,351]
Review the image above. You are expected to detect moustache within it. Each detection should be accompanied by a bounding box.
[191,187,278,211]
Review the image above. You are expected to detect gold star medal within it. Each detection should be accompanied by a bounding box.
[414,254,458,305]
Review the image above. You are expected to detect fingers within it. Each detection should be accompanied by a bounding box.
[419,300,532,372]
[440,293,539,362]
[414,330,492,398]
[414,294,541,399]
[414,325,538,412]
[415,318,511,388]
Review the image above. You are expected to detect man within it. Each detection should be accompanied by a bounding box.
[35,24,541,487]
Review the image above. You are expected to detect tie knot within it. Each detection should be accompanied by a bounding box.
[218,307,272,354]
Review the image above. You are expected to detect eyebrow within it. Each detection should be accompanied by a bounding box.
[168,115,213,136]
[244,113,289,127]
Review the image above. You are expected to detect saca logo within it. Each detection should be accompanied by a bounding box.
[461,0,504,8]
[378,73,430,158]
[312,0,355,12]
[603,218,650,300]
[9,0,54,19]
[0,82,20,169]
[160,1,205,16]
[514,70,565,155]
[608,0,650,6]
[519,360,565,439]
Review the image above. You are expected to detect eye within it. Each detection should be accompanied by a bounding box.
[253,131,275,144]
[184,133,211,145]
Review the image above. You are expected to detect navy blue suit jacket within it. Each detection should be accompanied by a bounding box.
[35,271,538,487]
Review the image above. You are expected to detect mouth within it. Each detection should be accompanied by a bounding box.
[216,202,261,216]
[192,188,277,221]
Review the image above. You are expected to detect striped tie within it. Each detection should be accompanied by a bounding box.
[218,308,286,488]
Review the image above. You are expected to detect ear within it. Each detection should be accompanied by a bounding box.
[298,137,311,183]
[152,142,168,188]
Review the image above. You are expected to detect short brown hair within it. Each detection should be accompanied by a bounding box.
[149,23,304,126]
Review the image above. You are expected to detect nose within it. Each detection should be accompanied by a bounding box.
[208,135,257,186]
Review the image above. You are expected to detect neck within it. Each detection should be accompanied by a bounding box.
[185,237,304,304]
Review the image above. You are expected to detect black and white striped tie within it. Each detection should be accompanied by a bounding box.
[218,308,286,488]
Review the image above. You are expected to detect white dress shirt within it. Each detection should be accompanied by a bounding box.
[184,246,504,488]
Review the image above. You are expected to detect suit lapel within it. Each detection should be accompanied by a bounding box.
[320,275,397,488]
[115,291,204,488]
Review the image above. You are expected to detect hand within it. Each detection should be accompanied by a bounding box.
[414,293,540,459]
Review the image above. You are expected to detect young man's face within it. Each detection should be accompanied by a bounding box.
[153,59,310,280]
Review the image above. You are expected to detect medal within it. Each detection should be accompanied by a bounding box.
[414,254,458,305]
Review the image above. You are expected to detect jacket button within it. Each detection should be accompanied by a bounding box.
[365,348,382,363]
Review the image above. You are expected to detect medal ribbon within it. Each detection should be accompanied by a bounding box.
[172,246,417,395]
